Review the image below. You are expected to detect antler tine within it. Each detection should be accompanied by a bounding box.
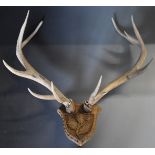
[84,75,102,112]
[16,10,31,68]
[22,20,43,48]
[111,17,139,45]
[88,75,102,104]
[3,11,74,112]
[92,16,151,105]
[28,88,55,100]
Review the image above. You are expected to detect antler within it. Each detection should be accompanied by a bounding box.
[3,11,75,113]
[86,16,152,107]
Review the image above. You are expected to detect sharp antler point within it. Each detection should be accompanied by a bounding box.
[100,75,102,81]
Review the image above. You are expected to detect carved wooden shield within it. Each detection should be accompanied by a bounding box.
[57,103,101,146]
